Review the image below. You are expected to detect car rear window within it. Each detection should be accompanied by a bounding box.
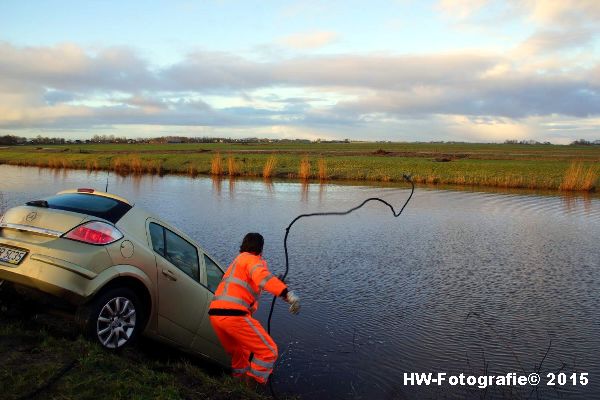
[39,193,132,223]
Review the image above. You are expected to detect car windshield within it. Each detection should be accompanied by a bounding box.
[34,193,132,223]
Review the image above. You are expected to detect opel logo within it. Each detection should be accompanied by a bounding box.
[25,212,37,222]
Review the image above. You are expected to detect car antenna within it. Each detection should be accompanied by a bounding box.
[105,171,110,192]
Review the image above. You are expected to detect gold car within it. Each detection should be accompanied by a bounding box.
[0,188,228,365]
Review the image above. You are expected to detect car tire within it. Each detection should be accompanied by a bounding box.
[84,287,144,350]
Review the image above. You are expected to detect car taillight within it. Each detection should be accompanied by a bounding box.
[63,221,123,245]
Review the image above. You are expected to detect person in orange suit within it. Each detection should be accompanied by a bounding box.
[208,232,300,384]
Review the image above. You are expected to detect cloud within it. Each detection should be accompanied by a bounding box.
[0,41,154,92]
[162,51,498,90]
[516,28,595,56]
[43,89,79,105]
[438,0,600,27]
[161,51,272,91]
[436,0,489,19]
[280,31,338,50]
[436,0,600,56]
[1,40,599,142]
[525,0,600,27]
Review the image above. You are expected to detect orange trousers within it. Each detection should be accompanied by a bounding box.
[209,315,278,384]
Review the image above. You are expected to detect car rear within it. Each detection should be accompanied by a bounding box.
[0,189,132,304]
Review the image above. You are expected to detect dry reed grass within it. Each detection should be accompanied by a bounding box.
[86,160,100,172]
[262,156,277,179]
[411,173,541,189]
[227,155,239,176]
[299,156,311,180]
[317,158,327,181]
[36,158,72,169]
[112,156,161,176]
[147,160,162,175]
[188,164,199,178]
[559,162,598,191]
[211,153,223,176]
[112,158,125,174]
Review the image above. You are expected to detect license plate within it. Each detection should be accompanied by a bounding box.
[0,245,28,265]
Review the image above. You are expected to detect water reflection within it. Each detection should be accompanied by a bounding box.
[263,178,275,194]
[562,192,593,214]
[128,174,143,196]
[318,183,326,204]
[211,176,222,197]
[228,177,236,199]
[2,166,600,220]
[301,181,309,202]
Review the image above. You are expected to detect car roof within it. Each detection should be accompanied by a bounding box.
[57,189,132,206]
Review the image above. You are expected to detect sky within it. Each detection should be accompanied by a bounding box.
[1,0,599,143]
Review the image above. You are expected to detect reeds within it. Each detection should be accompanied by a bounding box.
[147,160,162,175]
[559,162,598,191]
[86,160,100,172]
[299,155,311,180]
[112,156,161,175]
[188,164,199,178]
[130,157,143,174]
[210,153,223,176]
[263,156,277,179]
[112,158,125,174]
[227,155,239,177]
[39,158,72,169]
[317,157,327,181]
[410,173,538,189]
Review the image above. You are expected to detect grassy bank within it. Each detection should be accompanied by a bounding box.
[0,311,269,400]
[1,143,598,191]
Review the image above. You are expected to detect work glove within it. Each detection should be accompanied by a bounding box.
[285,291,301,315]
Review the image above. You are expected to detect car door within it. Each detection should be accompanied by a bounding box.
[147,220,209,347]
[191,252,229,364]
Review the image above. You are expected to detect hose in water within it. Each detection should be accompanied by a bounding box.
[265,175,415,397]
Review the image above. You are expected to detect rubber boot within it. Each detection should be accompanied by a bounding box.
[243,374,261,391]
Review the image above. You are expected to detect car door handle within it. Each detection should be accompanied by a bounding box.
[161,269,177,281]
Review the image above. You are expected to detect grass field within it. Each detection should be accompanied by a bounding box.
[0,142,598,191]
[0,309,272,400]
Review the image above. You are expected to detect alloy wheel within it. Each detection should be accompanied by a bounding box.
[96,296,137,349]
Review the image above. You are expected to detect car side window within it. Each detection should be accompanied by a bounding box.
[164,229,200,282]
[149,223,165,255]
[204,255,224,292]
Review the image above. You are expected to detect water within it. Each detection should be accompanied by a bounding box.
[1,165,599,399]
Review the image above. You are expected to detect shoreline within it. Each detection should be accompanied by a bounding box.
[0,143,598,192]
[1,160,598,194]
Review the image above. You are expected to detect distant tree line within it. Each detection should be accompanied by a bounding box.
[0,135,71,145]
[1,133,599,146]
[504,139,600,145]
[0,134,323,145]
[570,139,600,145]
[0,135,28,145]
[503,139,552,145]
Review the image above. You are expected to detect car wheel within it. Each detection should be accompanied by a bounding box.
[86,287,143,350]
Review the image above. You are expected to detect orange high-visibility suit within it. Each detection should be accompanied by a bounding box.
[208,252,287,383]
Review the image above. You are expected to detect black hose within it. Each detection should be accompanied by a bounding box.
[266,175,415,398]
